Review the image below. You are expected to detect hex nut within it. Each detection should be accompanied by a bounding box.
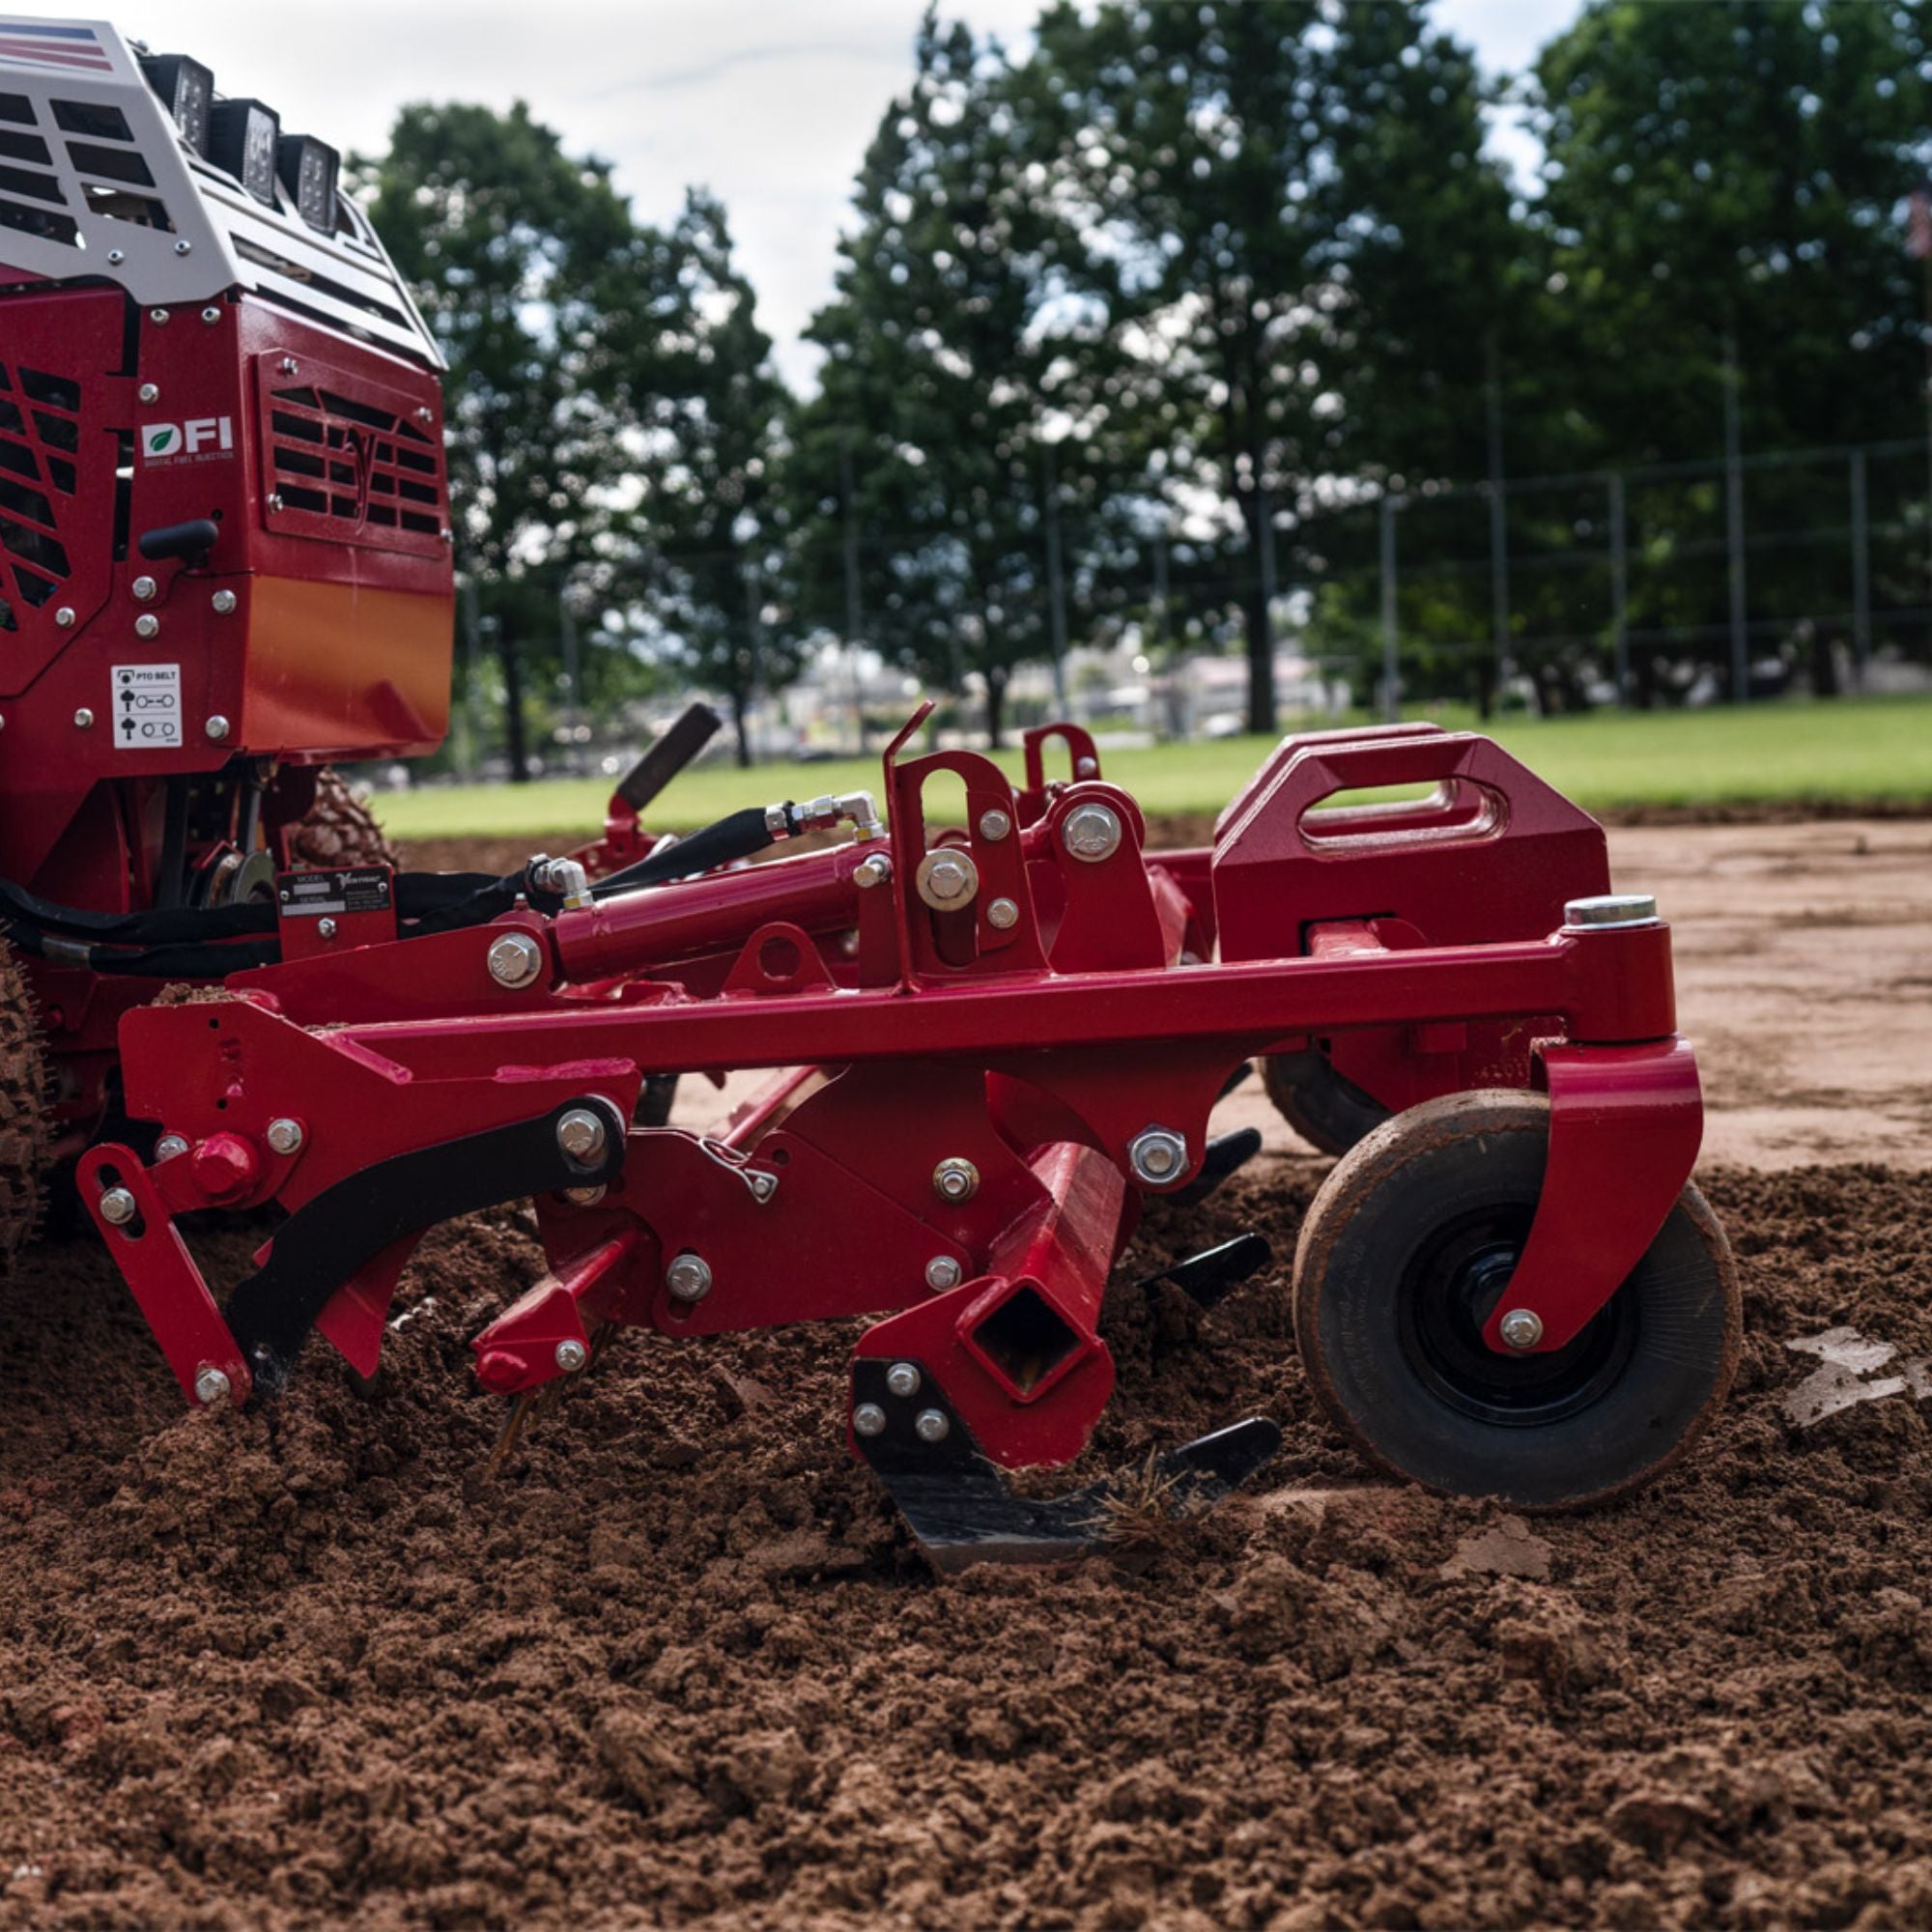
[666,1252,713,1303]
[914,1408,951,1444]
[193,1366,232,1406]
[99,1186,138,1226]
[1499,1308,1545,1351]
[554,1338,589,1373]
[1128,1126,1189,1186]
[555,1107,608,1163]
[853,1403,888,1438]
[916,847,979,910]
[886,1361,923,1400]
[266,1118,303,1155]
[986,896,1019,930]
[561,1183,608,1207]
[486,930,545,988]
[1063,803,1122,863]
[932,1156,980,1204]
[924,1255,963,1293]
[1563,894,1660,930]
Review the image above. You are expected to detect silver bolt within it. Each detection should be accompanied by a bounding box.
[932,1156,980,1204]
[1064,804,1122,864]
[155,1133,189,1162]
[416,406,433,422]
[267,493,285,513]
[200,305,220,324]
[555,1107,608,1163]
[205,715,229,741]
[150,308,169,325]
[193,1365,231,1406]
[914,1408,951,1444]
[131,575,157,602]
[1076,756,1099,779]
[173,240,191,256]
[977,809,1012,842]
[212,589,237,615]
[266,1118,303,1155]
[134,613,159,639]
[1128,1126,1189,1186]
[917,849,978,909]
[854,852,893,889]
[73,707,94,729]
[278,356,298,375]
[1563,894,1660,931]
[666,1252,713,1303]
[554,1338,588,1373]
[486,930,545,988]
[54,607,74,629]
[853,1403,888,1438]
[99,1186,138,1226]
[137,381,159,403]
[986,896,1019,930]
[561,1183,607,1208]
[317,917,337,940]
[1499,1308,1545,1351]
[886,1361,923,1400]
[107,248,124,265]
[924,1255,963,1293]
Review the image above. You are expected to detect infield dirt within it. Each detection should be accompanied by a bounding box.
[2,818,1929,1930]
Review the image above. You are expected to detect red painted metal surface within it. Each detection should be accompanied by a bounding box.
[1482,1035,1706,1354]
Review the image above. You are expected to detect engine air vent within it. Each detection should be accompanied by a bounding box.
[258,353,446,557]
[0,358,79,627]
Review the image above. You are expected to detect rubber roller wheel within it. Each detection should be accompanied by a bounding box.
[1292,1090,1740,1509]
[1263,1047,1390,1156]
[0,941,50,1269]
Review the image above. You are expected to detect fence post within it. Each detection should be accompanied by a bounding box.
[1379,495,1400,724]
[1722,332,1748,701]
[1849,446,1871,692]
[1607,471,1630,706]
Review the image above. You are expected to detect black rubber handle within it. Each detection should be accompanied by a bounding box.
[615,702,723,812]
[137,518,220,563]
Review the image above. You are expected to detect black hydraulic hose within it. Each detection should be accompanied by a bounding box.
[591,806,780,898]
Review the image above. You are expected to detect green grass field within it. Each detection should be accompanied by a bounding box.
[375,692,1932,841]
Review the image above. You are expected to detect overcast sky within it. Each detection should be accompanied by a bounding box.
[112,0,1575,385]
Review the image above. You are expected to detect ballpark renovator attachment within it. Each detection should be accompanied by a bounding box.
[0,23,1741,1568]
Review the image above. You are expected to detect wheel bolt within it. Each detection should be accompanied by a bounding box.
[1499,1308,1545,1351]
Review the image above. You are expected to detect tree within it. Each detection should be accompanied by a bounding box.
[363,102,651,780]
[618,191,797,767]
[784,14,1123,745]
[1023,0,1511,730]
[1528,0,1932,696]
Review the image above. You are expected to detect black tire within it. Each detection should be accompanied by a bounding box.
[0,941,50,1269]
[1263,1048,1390,1157]
[1293,1090,1740,1509]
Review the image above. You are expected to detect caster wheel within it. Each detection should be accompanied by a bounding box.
[1293,1090,1740,1508]
[1263,1047,1389,1156]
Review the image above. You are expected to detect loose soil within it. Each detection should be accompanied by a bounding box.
[2,822,1929,1930]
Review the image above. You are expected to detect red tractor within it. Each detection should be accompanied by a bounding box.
[0,22,1739,1566]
